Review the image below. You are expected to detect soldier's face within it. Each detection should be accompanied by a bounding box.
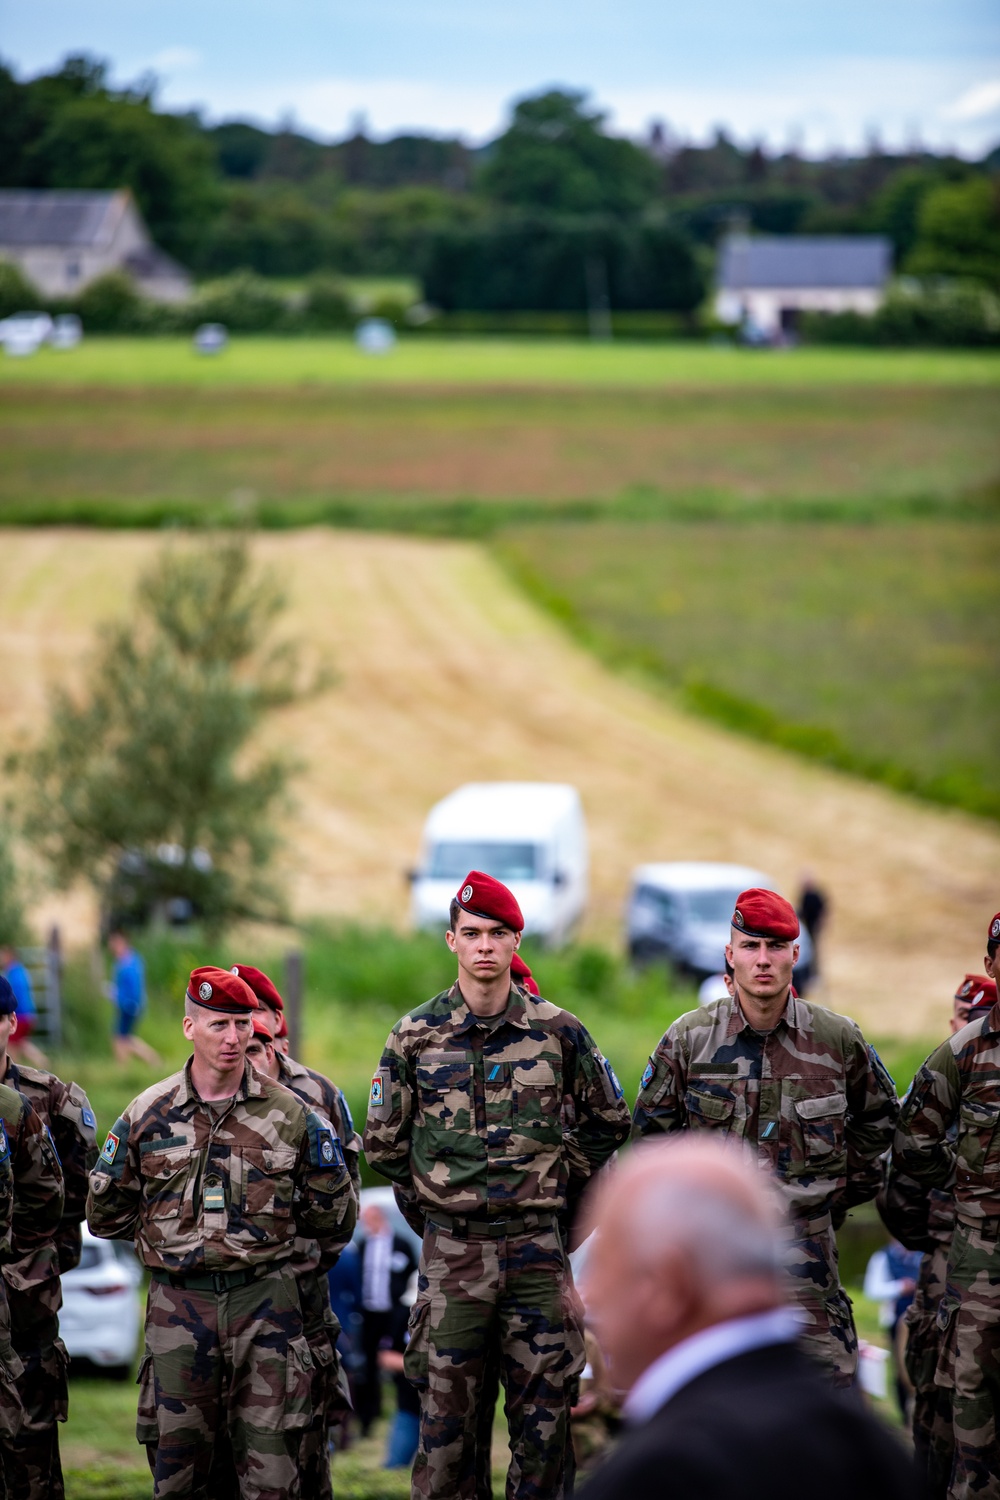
[183,1009,253,1073]
[986,951,998,985]
[726,932,798,1001]
[951,1001,972,1035]
[0,1013,13,1052]
[245,1037,277,1077]
[446,915,520,983]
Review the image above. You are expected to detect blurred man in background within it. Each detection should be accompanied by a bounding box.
[356,1201,418,1439]
[106,931,158,1067]
[577,1138,917,1500]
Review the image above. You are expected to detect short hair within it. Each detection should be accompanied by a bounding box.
[449,898,461,931]
[630,1178,782,1285]
[989,936,998,961]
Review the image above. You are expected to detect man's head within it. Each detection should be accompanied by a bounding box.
[0,976,17,1056]
[446,870,522,984]
[583,1138,785,1393]
[230,964,283,1039]
[726,888,800,1003]
[360,1202,388,1236]
[951,974,997,1034]
[108,930,131,960]
[245,1012,278,1078]
[985,911,1000,985]
[181,966,257,1077]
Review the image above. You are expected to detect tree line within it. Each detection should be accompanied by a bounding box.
[1,54,998,309]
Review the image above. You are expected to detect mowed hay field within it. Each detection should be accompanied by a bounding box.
[2,371,999,516]
[1,528,997,1041]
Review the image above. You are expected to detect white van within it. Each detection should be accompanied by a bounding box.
[410,782,588,946]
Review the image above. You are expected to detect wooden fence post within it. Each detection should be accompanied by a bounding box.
[284,950,303,1059]
[46,926,62,1052]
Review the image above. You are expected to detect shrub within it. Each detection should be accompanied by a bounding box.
[801,280,1000,347]
[187,271,291,332]
[0,259,43,319]
[301,275,355,330]
[71,271,147,332]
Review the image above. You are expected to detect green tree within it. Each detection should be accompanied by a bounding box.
[0,822,27,947]
[908,177,1000,289]
[17,537,311,931]
[869,167,940,260]
[478,89,659,216]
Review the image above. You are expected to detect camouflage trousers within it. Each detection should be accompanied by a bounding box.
[905,1244,954,1500]
[0,1284,25,1497]
[405,1219,584,1500]
[137,1268,314,1500]
[0,1307,68,1500]
[935,1223,1000,1500]
[784,1218,858,1388]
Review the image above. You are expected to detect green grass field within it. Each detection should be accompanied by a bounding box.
[2,336,999,389]
[499,519,1000,819]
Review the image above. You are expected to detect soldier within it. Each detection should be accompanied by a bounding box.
[889,912,1000,1500]
[0,978,97,1500]
[881,973,996,1499]
[86,965,356,1500]
[364,870,631,1500]
[632,886,898,1387]
[234,967,361,1500]
[0,1067,66,1489]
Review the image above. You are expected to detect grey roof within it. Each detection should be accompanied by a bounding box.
[718,235,892,290]
[0,190,125,248]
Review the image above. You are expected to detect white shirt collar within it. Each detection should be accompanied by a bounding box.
[622,1307,800,1426]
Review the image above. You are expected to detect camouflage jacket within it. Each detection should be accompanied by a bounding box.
[0,1084,65,1268]
[363,983,631,1222]
[86,1058,356,1274]
[891,1000,1000,1228]
[632,991,898,1226]
[3,1057,98,1280]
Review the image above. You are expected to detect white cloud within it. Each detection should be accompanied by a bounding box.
[149,46,202,73]
[942,79,1000,122]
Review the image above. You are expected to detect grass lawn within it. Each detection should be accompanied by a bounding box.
[498,518,1000,820]
[1,381,997,526]
[1,337,998,390]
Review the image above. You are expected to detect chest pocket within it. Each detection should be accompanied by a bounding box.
[512,1059,561,1143]
[957,1096,1000,1180]
[795,1092,848,1167]
[240,1145,297,1220]
[685,1084,736,1131]
[139,1143,191,1221]
[416,1053,473,1132]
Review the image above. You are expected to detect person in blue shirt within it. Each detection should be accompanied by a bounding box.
[107,930,159,1066]
[0,942,47,1066]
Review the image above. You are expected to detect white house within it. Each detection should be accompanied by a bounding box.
[715,234,892,338]
[0,189,191,303]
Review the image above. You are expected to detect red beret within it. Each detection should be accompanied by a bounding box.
[230,964,283,1011]
[989,912,1000,945]
[251,1013,274,1042]
[510,953,540,996]
[731,889,800,941]
[955,974,997,1013]
[187,966,258,1014]
[274,1011,289,1040]
[455,870,524,933]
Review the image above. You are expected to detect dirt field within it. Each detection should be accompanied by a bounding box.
[2,527,996,1038]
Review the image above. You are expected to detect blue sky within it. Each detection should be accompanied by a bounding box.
[3,0,999,154]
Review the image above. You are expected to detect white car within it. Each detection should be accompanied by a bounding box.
[59,1226,142,1378]
[0,312,53,356]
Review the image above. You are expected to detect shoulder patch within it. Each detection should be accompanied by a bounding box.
[640,1059,655,1091]
[81,1106,97,1130]
[96,1115,130,1179]
[369,1073,384,1109]
[0,1120,8,1162]
[867,1044,896,1095]
[99,1130,120,1165]
[593,1049,624,1105]
[307,1114,344,1171]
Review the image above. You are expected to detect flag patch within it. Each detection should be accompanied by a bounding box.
[100,1130,120,1165]
[369,1074,384,1109]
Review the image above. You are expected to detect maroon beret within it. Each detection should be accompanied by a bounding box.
[989,912,1000,944]
[251,1012,274,1042]
[455,870,524,932]
[731,888,800,941]
[511,952,540,996]
[274,1011,289,1040]
[956,974,997,1013]
[230,964,283,1012]
[187,966,258,1013]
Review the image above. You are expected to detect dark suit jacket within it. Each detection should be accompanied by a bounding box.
[359,1231,419,1318]
[577,1343,919,1500]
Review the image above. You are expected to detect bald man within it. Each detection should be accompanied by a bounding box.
[576,1140,917,1500]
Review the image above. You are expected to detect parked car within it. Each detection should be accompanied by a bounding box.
[410,782,588,946]
[626,861,813,991]
[59,1225,142,1378]
[0,311,53,356]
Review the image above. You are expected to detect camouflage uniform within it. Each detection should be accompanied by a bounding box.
[633,990,898,1386]
[86,1057,356,1500]
[0,1083,66,1489]
[364,981,630,1500]
[0,1059,97,1500]
[880,1165,956,1499]
[890,1001,1000,1500]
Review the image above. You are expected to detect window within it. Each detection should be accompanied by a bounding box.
[65,260,81,284]
[428,841,539,882]
[684,890,742,924]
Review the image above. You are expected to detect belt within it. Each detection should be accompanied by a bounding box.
[151,1264,268,1294]
[955,1214,1000,1241]
[790,1211,833,1236]
[426,1209,559,1239]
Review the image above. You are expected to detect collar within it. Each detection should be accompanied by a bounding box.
[278,1052,308,1081]
[622,1307,801,1426]
[179,1057,262,1107]
[725,988,803,1038]
[449,983,530,1034]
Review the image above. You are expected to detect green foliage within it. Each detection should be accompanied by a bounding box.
[0,257,41,317]
[15,536,305,929]
[302,275,355,329]
[802,281,1000,347]
[73,271,149,333]
[908,177,1000,290]
[868,167,941,259]
[0,821,27,946]
[189,271,291,332]
[478,90,659,216]
[497,519,1000,824]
